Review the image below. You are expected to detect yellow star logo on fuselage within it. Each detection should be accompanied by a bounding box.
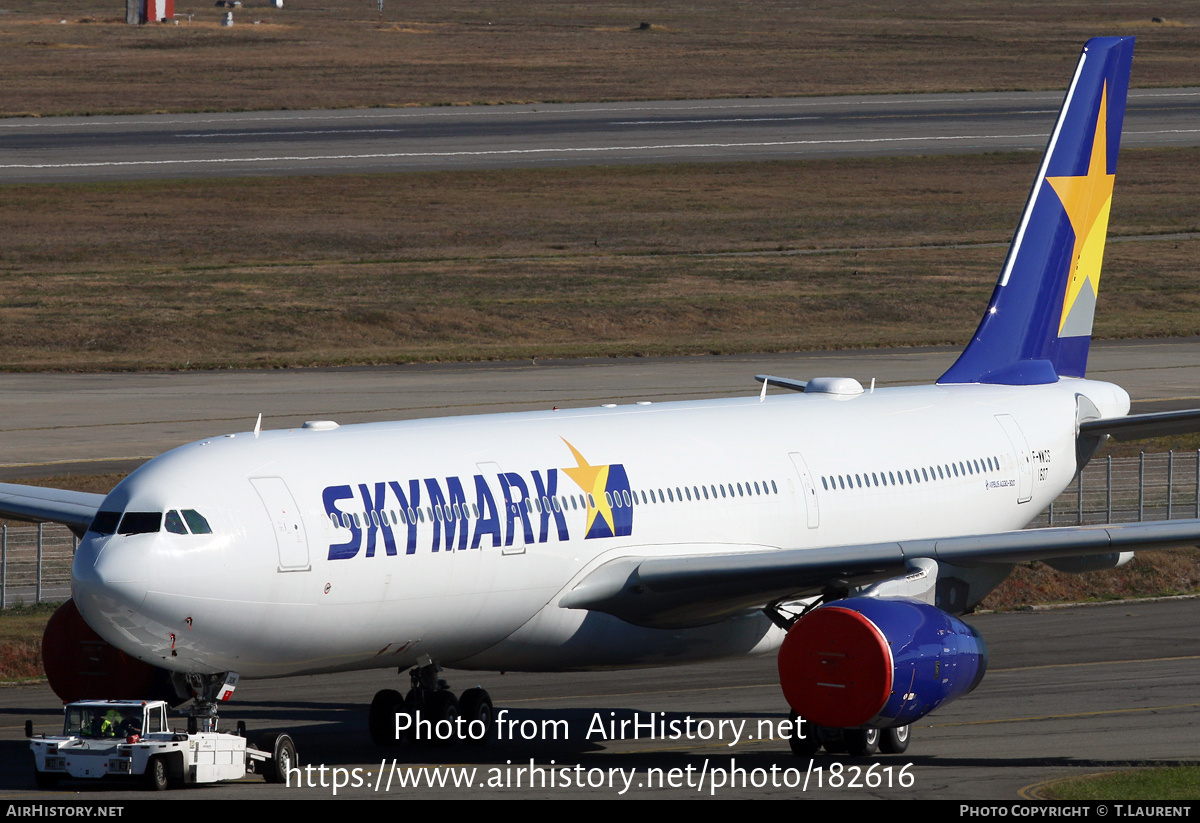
[560,438,615,536]
[1047,82,1116,335]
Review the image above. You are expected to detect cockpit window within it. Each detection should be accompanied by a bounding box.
[118,512,162,535]
[164,510,188,535]
[88,511,121,536]
[182,509,212,535]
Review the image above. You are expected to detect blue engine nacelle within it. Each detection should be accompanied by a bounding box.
[778,597,987,728]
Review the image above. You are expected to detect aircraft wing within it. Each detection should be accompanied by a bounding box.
[0,482,103,537]
[560,519,1200,628]
[1081,409,1200,441]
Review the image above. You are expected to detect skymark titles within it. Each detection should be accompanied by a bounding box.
[322,441,633,560]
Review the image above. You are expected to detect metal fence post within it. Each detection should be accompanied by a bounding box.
[36,521,43,604]
[1106,455,1112,522]
[0,524,5,610]
[1077,469,1084,524]
[1168,449,1175,520]
[1138,451,1145,522]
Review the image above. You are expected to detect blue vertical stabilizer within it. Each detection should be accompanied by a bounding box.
[938,37,1134,386]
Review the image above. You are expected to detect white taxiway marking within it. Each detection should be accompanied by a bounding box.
[0,131,1053,170]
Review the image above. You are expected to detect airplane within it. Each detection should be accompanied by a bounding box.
[6,35,1198,758]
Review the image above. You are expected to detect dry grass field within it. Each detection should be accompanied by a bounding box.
[0,148,1195,370]
[0,1,1196,116]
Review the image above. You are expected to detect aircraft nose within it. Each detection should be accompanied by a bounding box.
[72,534,150,619]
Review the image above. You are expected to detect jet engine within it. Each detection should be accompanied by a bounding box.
[778,597,987,728]
[42,599,175,703]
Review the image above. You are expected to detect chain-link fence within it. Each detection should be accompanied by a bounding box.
[0,523,77,609]
[1029,451,1200,527]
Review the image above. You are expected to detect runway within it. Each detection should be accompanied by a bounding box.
[3,597,1199,799]
[2,88,1198,183]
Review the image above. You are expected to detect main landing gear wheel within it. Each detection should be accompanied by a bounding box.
[880,725,910,754]
[843,727,880,757]
[787,710,820,757]
[459,687,494,745]
[369,689,407,746]
[369,659,500,747]
[423,690,459,745]
[817,727,846,754]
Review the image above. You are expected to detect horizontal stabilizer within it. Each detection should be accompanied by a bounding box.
[1080,408,1200,441]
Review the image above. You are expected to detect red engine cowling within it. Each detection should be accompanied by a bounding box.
[42,599,176,703]
[778,597,987,728]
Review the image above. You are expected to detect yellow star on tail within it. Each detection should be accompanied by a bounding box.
[1047,83,1116,334]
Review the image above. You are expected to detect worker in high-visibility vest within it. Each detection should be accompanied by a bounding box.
[100,708,124,737]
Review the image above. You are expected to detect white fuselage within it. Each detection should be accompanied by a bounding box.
[71,376,1129,679]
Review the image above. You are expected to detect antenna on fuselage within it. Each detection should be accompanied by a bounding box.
[254,413,262,438]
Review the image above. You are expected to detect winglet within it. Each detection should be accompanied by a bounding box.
[938,37,1134,386]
